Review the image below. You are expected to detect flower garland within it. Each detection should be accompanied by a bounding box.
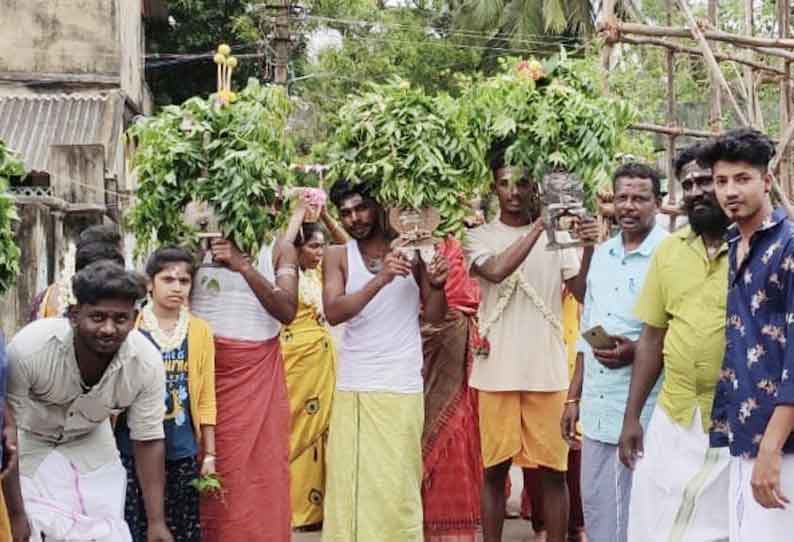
[141,302,190,353]
[479,271,562,343]
[299,268,324,321]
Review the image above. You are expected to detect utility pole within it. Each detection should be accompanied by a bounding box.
[248,2,306,89]
[272,0,290,85]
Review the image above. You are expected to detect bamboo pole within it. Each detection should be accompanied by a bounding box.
[612,21,794,49]
[769,116,794,217]
[676,0,748,126]
[620,36,788,76]
[744,0,758,126]
[630,123,716,138]
[600,0,618,93]
[708,0,723,132]
[779,0,792,199]
[665,0,678,230]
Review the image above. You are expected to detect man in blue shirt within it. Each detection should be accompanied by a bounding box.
[561,163,668,542]
[702,128,794,541]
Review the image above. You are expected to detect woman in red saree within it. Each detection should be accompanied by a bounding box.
[421,237,483,542]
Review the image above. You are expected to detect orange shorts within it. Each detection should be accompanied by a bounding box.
[478,390,568,472]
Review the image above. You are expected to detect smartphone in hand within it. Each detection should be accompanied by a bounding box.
[582,325,617,350]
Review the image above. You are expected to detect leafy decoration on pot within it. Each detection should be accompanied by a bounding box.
[463,53,637,210]
[0,139,22,295]
[126,79,294,258]
[326,80,489,238]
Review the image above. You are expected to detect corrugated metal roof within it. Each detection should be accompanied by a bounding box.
[0,92,124,174]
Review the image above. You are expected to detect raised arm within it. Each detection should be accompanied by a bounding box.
[210,238,298,324]
[471,219,544,283]
[323,245,411,326]
[281,202,307,245]
[321,207,349,245]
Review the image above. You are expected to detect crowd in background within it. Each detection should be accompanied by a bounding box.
[0,127,792,542]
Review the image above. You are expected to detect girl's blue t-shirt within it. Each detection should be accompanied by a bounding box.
[115,331,197,460]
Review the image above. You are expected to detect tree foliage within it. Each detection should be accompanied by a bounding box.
[126,80,294,257]
[0,140,22,295]
[326,80,489,237]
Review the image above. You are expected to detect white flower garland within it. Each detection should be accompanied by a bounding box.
[299,268,324,320]
[479,271,563,342]
[141,302,190,352]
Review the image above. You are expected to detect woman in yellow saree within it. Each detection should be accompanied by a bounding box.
[280,202,343,530]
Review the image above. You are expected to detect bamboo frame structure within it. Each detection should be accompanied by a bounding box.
[598,0,794,217]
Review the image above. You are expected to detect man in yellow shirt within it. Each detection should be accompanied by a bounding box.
[618,145,732,541]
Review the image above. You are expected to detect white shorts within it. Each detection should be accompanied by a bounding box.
[729,455,794,541]
[628,406,730,542]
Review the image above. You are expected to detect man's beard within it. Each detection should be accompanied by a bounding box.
[685,193,730,238]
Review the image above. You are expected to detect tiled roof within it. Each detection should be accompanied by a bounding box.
[0,92,124,173]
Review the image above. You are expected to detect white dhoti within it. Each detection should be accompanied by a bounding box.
[628,407,730,542]
[729,455,794,542]
[21,449,131,542]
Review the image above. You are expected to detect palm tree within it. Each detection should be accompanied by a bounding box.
[450,0,595,68]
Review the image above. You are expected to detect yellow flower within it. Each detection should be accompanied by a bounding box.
[399,80,411,90]
[218,44,231,56]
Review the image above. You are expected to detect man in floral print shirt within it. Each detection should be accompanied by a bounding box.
[701,128,794,541]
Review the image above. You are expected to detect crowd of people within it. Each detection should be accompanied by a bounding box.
[0,127,792,542]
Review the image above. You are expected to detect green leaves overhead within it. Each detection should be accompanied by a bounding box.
[463,54,637,209]
[326,80,490,238]
[126,79,295,258]
[0,139,23,295]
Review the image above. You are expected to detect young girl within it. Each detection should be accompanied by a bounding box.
[115,247,217,542]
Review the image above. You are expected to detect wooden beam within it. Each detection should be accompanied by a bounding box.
[630,123,715,138]
[769,117,794,218]
[612,21,794,49]
[620,36,788,76]
[665,0,679,219]
[707,0,722,132]
[779,0,792,199]
[676,0,748,126]
[600,0,618,93]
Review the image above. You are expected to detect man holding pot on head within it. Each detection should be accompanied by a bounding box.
[463,146,599,542]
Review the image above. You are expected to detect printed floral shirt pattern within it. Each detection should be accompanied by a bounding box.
[710,208,794,458]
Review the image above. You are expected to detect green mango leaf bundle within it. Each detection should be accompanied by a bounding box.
[126,79,295,258]
[0,139,23,294]
[326,80,490,238]
[464,54,637,211]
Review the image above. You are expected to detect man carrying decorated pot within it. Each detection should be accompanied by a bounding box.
[188,203,299,542]
[618,144,732,541]
[463,145,599,542]
[321,179,449,542]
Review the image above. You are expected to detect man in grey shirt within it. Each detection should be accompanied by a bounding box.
[2,261,173,542]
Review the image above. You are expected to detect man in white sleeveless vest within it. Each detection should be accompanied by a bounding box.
[322,180,449,542]
[189,206,299,542]
[464,145,598,542]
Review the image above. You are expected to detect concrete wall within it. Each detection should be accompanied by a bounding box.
[0,0,146,110]
[0,0,121,77]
